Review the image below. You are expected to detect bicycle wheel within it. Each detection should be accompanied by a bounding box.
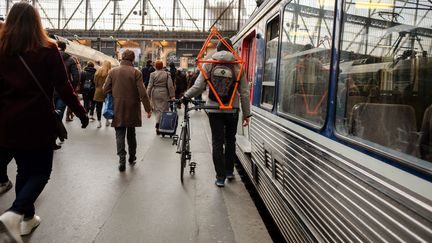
[180,126,188,182]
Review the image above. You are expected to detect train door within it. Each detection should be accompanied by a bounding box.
[241,30,257,102]
[236,31,257,153]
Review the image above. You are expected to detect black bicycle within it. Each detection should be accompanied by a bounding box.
[171,99,206,182]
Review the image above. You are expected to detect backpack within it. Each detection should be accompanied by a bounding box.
[81,72,94,92]
[208,63,237,104]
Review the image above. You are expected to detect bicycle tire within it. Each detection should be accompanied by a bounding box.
[180,126,188,183]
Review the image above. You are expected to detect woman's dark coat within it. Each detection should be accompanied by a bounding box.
[0,45,87,149]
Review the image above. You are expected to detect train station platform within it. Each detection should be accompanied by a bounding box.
[0,109,271,243]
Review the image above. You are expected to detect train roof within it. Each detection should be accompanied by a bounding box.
[54,35,119,66]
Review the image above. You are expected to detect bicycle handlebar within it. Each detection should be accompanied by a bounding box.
[168,99,234,112]
[169,99,206,106]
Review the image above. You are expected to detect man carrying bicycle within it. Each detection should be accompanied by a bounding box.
[183,38,251,187]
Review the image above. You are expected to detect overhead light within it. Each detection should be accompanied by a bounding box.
[355,2,393,9]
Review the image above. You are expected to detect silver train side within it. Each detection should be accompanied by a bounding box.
[232,0,432,242]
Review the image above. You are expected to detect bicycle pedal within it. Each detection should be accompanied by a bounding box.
[172,135,179,145]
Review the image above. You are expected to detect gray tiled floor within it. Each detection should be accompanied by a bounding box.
[0,109,271,243]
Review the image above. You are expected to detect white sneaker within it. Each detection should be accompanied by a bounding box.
[97,121,102,128]
[0,211,23,243]
[105,120,110,127]
[20,215,41,236]
[0,180,12,194]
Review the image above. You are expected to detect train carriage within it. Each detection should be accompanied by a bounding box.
[233,0,432,242]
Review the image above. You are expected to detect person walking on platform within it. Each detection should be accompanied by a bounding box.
[55,41,80,121]
[80,61,97,119]
[0,3,89,242]
[187,70,202,101]
[183,38,251,187]
[93,60,112,128]
[175,68,188,100]
[147,60,175,134]
[0,17,12,196]
[169,62,177,85]
[141,60,155,88]
[65,56,82,122]
[103,50,152,172]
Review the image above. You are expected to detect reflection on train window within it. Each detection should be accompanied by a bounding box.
[336,0,432,166]
[261,15,279,109]
[277,0,334,127]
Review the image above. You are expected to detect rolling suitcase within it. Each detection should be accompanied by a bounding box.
[158,103,178,137]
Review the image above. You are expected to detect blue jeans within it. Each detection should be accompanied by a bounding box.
[208,113,239,180]
[0,148,53,218]
[54,97,67,121]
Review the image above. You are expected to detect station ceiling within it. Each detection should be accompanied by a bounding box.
[0,0,258,39]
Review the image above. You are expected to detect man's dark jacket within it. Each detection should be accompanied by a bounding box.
[141,64,155,87]
[60,51,80,87]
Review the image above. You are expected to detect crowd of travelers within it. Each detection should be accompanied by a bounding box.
[0,2,250,242]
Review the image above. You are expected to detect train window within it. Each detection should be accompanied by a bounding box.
[336,0,432,167]
[277,0,335,127]
[261,15,280,109]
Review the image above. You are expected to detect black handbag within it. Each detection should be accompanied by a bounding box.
[19,56,68,146]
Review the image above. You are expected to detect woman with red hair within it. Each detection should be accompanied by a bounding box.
[147,60,175,134]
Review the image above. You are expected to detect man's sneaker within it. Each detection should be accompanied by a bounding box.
[97,121,102,128]
[20,215,41,236]
[226,172,235,180]
[105,120,111,127]
[215,178,225,187]
[118,163,126,172]
[0,181,12,194]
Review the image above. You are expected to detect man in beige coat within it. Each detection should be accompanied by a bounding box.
[103,50,152,172]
